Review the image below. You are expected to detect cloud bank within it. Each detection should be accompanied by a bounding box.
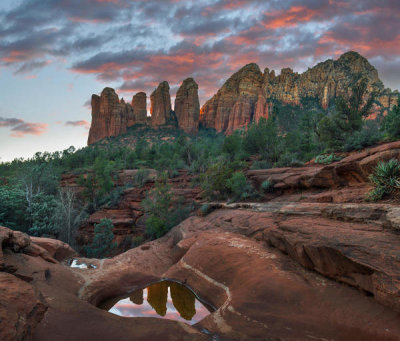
[0,0,399,104]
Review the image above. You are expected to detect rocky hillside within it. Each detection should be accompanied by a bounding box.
[88,51,399,144]
[200,51,399,133]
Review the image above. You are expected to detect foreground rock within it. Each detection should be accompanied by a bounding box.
[0,227,76,341]
[2,198,400,340]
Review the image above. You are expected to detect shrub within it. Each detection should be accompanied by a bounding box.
[261,180,274,193]
[367,159,400,201]
[315,153,342,165]
[227,172,247,197]
[343,120,383,151]
[250,160,272,170]
[200,203,214,216]
[134,169,150,186]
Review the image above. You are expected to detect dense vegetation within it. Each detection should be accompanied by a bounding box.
[1,77,399,253]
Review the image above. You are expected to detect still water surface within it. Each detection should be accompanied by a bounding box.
[99,280,213,325]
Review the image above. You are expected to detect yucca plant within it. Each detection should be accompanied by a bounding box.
[368,159,400,201]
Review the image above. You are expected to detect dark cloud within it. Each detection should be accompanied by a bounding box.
[0,116,48,137]
[0,0,399,105]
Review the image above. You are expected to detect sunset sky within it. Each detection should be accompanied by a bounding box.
[1,0,400,161]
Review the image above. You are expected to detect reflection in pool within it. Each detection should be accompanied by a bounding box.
[99,280,213,325]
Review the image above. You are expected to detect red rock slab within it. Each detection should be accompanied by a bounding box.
[30,237,77,261]
[0,272,47,341]
[163,232,400,340]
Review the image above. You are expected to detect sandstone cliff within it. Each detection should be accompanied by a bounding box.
[200,51,399,134]
[150,81,173,127]
[174,78,200,134]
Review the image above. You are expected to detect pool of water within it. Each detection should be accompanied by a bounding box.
[99,280,214,325]
[69,259,97,269]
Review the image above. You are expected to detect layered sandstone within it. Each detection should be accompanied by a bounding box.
[131,92,147,125]
[150,81,173,127]
[174,78,200,134]
[200,51,399,134]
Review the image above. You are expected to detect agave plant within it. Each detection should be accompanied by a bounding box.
[368,158,400,201]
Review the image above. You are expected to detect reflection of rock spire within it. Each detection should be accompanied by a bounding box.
[147,282,168,316]
[170,282,196,321]
[130,289,143,305]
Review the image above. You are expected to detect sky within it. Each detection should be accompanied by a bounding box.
[1,0,400,161]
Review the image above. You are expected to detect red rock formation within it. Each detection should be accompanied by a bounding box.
[200,63,263,132]
[88,88,134,145]
[150,81,173,127]
[131,92,147,125]
[200,51,399,134]
[174,78,200,134]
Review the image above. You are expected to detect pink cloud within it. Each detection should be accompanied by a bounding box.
[0,116,48,137]
[65,120,90,129]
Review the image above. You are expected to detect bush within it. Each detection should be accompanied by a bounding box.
[343,120,383,151]
[367,159,400,201]
[261,180,274,193]
[200,161,234,199]
[134,169,150,186]
[200,204,214,216]
[84,218,116,258]
[227,172,247,197]
[315,153,342,165]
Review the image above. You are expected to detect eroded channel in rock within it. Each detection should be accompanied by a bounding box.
[98,280,214,325]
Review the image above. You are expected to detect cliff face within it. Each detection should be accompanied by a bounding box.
[174,78,200,134]
[200,51,399,134]
[150,81,173,127]
[200,63,263,133]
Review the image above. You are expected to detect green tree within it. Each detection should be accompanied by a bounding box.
[383,105,400,139]
[317,77,375,150]
[142,174,191,239]
[0,185,27,230]
[243,117,282,165]
[84,218,116,258]
[222,132,243,162]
